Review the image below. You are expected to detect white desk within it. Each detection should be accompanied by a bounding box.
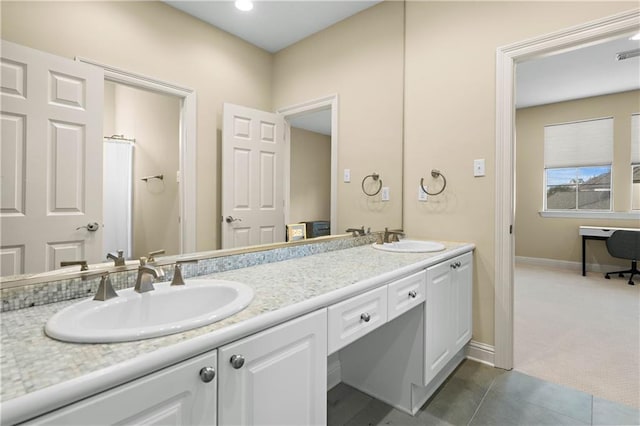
[579,226,640,276]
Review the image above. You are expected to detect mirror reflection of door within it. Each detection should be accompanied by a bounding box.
[103,82,181,260]
[288,108,332,235]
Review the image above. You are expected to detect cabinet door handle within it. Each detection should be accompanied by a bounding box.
[456,261,462,268]
[199,366,216,383]
[450,263,457,269]
[408,290,417,298]
[360,313,371,322]
[230,354,245,369]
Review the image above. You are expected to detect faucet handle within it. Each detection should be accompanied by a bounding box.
[94,273,118,301]
[107,250,126,266]
[147,249,165,262]
[60,260,88,271]
[171,259,198,286]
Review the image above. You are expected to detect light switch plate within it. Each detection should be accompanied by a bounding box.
[474,159,485,177]
[381,186,390,201]
[344,169,351,183]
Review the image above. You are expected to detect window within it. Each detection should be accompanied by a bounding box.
[544,117,613,211]
[632,114,640,210]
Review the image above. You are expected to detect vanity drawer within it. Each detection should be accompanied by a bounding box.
[328,286,387,354]
[387,270,426,321]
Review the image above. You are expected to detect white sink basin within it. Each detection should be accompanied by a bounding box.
[372,240,446,253]
[45,279,254,343]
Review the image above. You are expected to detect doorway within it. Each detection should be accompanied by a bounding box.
[494,9,638,371]
[103,81,181,260]
[77,57,197,256]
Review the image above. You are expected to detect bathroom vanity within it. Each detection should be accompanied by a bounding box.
[0,240,474,425]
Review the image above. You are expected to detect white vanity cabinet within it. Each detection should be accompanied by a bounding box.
[218,309,327,426]
[24,350,218,425]
[424,252,473,384]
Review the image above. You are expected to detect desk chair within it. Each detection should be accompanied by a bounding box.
[604,230,640,285]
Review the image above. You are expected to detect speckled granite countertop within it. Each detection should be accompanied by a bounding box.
[0,242,473,423]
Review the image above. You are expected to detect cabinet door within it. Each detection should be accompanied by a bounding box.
[218,309,327,426]
[424,260,453,385]
[25,351,217,425]
[453,252,473,353]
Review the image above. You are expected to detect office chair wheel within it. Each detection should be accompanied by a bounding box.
[629,280,635,286]
[605,274,610,279]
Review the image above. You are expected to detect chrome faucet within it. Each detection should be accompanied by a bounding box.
[134,257,165,293]
[106,250,125,266]
[384,228,405,243]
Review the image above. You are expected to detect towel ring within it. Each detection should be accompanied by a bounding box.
[361,173,383,196]
[420,169,447,196]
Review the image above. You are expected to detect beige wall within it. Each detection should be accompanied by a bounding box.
[273,1,404,233]
[290,127,331,224]
[106,82,181,259]
[1,0,273,252]
[403,1,636,346]
[515,91,639,266]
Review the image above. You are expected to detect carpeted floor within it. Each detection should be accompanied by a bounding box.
[514,262,640,409]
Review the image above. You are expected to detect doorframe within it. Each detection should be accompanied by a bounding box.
[493,9,639,369]
[277,94,339,234]
[76,58,197,254]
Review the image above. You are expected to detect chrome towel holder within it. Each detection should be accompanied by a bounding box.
[361,173,383,196]
[420,169,447,196]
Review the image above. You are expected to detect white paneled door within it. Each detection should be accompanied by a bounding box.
[222,103,285,249]
[0,40,104,276]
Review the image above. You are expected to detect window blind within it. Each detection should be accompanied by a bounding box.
[632,113,639,165]
[544,117,613,168]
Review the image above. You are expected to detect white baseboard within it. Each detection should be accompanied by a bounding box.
[515,256,621,274]
[465,340,495,367]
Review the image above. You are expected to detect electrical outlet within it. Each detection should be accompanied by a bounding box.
[418,185,428,201]
[381,186,390,201]
[344,169,351,183]
[474,159,485,177]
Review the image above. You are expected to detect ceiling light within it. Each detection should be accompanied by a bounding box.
[235,0,253,12]
[630,33,640,41]
[616,48,640,61]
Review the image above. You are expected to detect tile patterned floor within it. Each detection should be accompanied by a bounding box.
[327,359,640,426]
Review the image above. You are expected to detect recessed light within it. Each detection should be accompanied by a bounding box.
[630,33,640,41]
[235,0,253,12]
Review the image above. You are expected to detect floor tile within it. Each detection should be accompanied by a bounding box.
[489,370,592,423]
[469,389,590,425]
[328,383,373,426]
[343,397,426,426]
[418,360,502,426]
[592,396,640,426]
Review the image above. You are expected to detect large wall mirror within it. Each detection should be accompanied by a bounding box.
[0,0,405,283]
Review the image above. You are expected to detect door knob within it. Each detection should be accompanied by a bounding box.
[76,222,100,232]
[199,366,216,383]
[230,354,245,369]
[225,216,242,224]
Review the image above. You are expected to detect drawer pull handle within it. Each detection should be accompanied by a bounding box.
[360,313,371,322]
[230,354,245,369]
[199,366,216,383]
[408,290,417,298]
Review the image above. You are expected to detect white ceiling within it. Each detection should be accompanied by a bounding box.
[516,35,640,108]
[165,1,382,53]
[288,108,332,135]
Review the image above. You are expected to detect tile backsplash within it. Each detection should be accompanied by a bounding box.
[1,235,377,312]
